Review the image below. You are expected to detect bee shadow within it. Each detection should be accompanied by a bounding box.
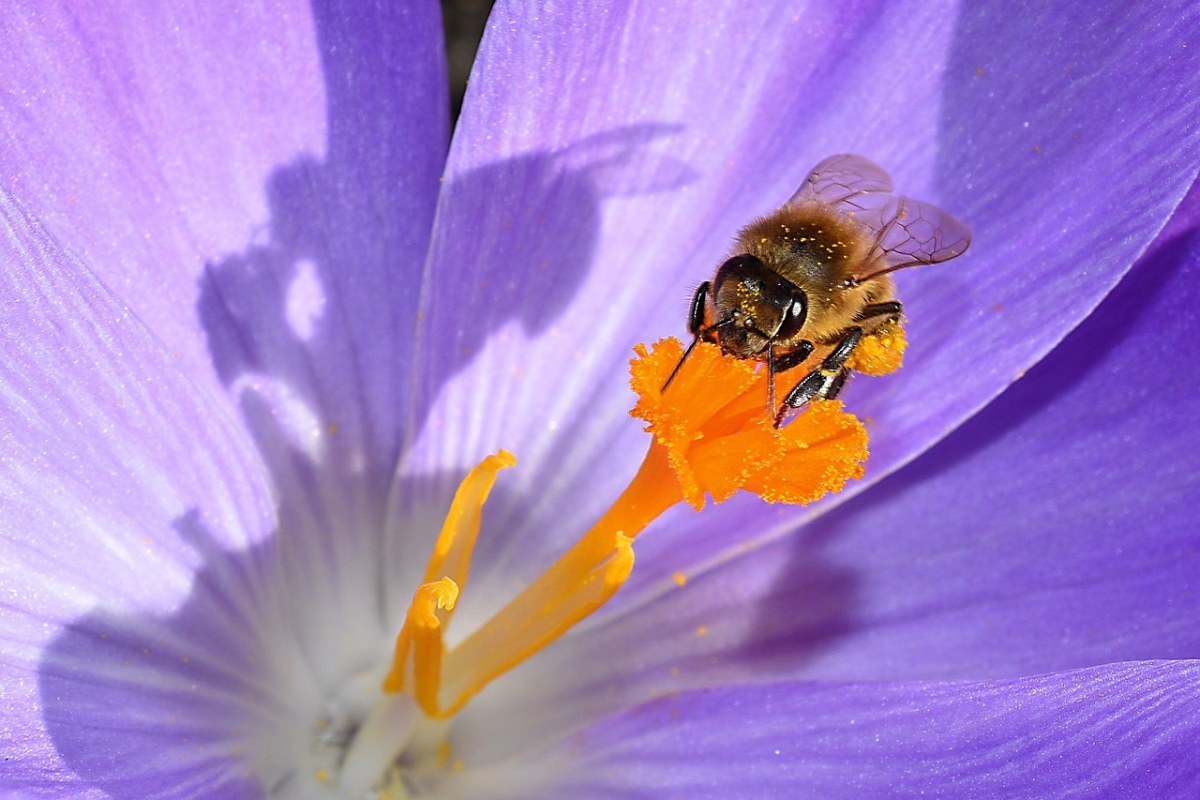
[192,0,696,598]
[38,2,697,791]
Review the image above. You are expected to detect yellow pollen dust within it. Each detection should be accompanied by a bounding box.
[384,337,869,720]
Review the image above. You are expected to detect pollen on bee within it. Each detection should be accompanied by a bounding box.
[846,322,907,376]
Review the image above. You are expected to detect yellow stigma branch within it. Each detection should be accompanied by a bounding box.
[382,451,515,702]
[385,331,903,719]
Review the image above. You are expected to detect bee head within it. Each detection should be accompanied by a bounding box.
[710,254,808,358]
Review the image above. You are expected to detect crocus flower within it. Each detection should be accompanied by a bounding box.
[2,1,1198,798]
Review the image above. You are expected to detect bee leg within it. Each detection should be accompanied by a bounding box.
[823,327,865,370]
[822,368,850,401]
[688,281,711,337]
[775,328,864,426]
[662,282,712,393]
[855,300,903,323]
[767,341,816,412]
[773,341,815,372]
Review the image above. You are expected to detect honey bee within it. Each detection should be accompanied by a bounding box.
[663,154,971,426]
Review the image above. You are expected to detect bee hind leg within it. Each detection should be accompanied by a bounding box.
[774,328,863,427]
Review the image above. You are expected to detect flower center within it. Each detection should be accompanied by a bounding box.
[335,330,903,792]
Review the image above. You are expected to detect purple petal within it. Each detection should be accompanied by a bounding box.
[400,0,1200,617]
[526,661,1200,799]
[743,180,1200,680]
[0,192,277,793]
[448,178,1200,764]
[0,2,447,497]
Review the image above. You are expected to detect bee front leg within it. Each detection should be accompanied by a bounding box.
[662,282,713,393]
[773,341,815,372]
[775,327,863,427]
[688,281,711,337]
[766,341,814,414]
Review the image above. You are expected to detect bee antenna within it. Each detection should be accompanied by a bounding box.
[660,337,699,393]
[766,346,777,412]
[660,318,734,393]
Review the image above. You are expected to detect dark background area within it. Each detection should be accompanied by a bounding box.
[442,0,493,120]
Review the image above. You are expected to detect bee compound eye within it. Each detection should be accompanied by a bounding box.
[774,290,809,341]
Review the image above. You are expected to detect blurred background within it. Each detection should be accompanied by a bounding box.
[442,0,493,121]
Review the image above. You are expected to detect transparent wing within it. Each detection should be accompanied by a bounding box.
[861,195,972,274]
[788,154,893,208]
[789,154,971,274]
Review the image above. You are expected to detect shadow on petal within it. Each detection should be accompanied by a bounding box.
[38,464,501,796]
[39,512,284,798]
[198,108,692,520]
[195,126,695,631]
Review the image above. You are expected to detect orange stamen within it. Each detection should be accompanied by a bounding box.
[630,338,868,506]
[385,337,869,719]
